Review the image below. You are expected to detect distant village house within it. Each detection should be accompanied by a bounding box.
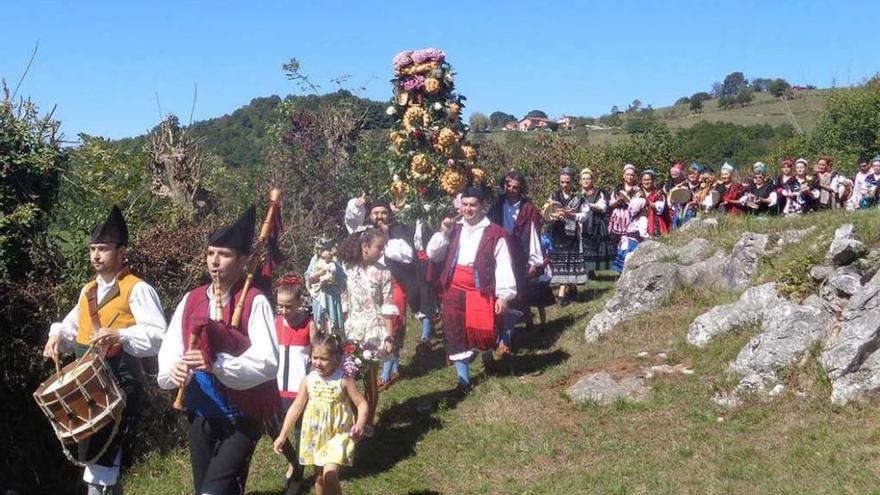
[517,117,552,131]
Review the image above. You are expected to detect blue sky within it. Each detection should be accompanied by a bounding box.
[2,0,877,140]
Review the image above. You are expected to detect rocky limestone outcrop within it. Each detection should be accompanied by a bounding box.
[686,282,832,402]
[820,269,880,404]
[585,228,813,342]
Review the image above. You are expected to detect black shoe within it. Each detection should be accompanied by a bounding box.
[453,382,473,397]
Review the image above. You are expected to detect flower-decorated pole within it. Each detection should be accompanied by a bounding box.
[386,48,486,224]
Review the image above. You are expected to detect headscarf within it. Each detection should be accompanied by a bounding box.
[872,155,880,165]
[670,162,685,174]
[560,166,576,177]
[688,162,703,174]
[752,162,768,175]
[721,162,735,174]
[795,158,809,166]
[580,167,593,178]
[641,169,657,179]
[623,163,637,174]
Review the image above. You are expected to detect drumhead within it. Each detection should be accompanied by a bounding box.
[669,187,692,205]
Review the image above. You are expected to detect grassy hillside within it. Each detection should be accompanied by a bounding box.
[475,89,828,148]
[127,208,880,494]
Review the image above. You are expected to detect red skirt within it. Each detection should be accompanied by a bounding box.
[442,265,497,355]
[392,277,407,330]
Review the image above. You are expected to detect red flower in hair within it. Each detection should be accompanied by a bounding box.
[343,343,357,355]
[279,273,303,287]
[418,185,428,194]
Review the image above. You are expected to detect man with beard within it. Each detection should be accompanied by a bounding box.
[345,196,437,388]
[43,205,167,495]
[487,171,543,354]
[157,206,279,495]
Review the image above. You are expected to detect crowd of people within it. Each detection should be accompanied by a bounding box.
[38,154,880,495]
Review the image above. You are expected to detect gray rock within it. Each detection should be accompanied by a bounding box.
[678,251,729,288]
[821,270,880,384]
[827,239,867,266]
[730,300,831,392]
[829,350,880,405]
[688,282,832,399]
[834,224,857,241]
[679,217,718,231]
[686,283,781,347]
[723,232,770,290]
[825,224,866,266]
[810,265,833,282]
[586,232,777,342]
[819,266,864,315]
[585,261,681,341]
[566,371,649,405]
[777,227,816,247]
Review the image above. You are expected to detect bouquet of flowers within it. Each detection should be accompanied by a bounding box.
[385,48,486,223]
[341,340,382,379]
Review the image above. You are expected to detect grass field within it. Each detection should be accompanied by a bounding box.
[126,208,880,495]
[474,89,828,148]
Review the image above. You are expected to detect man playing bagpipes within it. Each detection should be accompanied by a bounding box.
[157,206,279,495]
[42,205,167,495]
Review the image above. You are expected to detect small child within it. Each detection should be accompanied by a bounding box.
[306,238,345,335]
[270,275,317,493]
[274,332,369,495]
[613,197,649,272]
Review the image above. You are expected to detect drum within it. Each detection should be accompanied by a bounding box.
[541,200,564,221]
[33,351,125,444]
[668,185,692,205]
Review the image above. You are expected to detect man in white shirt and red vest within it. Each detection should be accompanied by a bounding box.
[426,186,517,394]
[43,205,167,495]
[157,206,279,495]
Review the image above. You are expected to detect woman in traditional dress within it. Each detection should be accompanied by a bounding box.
[848,160,872,210]
[774,159,796,215]
[607,163,642,250]
[742,162,777,215]
[640,169,671,237]
[547,167,588,306]
[781,158,819,216]
[576,168,614,274]
[716,162,746,215]
[861,157,880,208]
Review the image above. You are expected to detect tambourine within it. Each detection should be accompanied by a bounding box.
[541,201,564,221]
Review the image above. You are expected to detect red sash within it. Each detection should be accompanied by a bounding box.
[451,266,496,351]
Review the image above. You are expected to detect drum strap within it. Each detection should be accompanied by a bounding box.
[86,284,122,356]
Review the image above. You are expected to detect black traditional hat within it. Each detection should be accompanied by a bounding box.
[208,205,255,254]
[90,205,129,246]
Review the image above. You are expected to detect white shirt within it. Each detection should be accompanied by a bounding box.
[425,216,517,301]
[344,197,413,264]
[157,285,278,391]
[48,271,166,357]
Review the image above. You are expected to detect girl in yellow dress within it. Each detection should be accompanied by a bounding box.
[274,332,369,495]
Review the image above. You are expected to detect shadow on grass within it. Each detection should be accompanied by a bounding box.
[344,387,468,480]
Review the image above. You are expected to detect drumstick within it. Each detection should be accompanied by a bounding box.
[83,312,121,357]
